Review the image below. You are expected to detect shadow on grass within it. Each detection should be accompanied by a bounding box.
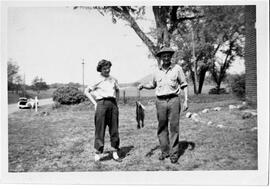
[119,145,134,158]
[145,145,160,157]
[178,141,195,157]
[99,145,134,161]
[145,141,195,157]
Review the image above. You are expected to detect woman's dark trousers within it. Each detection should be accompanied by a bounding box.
[94,98,119,153]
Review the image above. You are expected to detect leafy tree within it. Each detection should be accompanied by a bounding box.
[31,76,49,95]
[206,6,245,93]
[170,6,212,94]
[74,6,210,94]
[209,35,244,93]
[172,6,244,94]
[74,6,244,94]
[13,75,23,94]
[7,59,20,92]
[74,6,202,61]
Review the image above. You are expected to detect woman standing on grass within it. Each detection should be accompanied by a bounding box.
[84,59,122,162]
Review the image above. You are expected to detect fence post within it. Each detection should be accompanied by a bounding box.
[123,90,127,104]
[35,96,38,112]
[137,88,140,100]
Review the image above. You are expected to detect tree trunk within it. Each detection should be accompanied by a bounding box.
[216,80,222,94]
[191,25,199,95]
[190,70,198,95]
[117,7,158,57]
[198,67,208,94]
[153,6,170,47]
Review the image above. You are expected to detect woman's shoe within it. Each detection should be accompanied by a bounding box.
[94,153,101,162]
[112,151,122,162]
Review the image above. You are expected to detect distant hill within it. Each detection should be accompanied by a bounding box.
[119,82,136,88]
[119,74,152,88]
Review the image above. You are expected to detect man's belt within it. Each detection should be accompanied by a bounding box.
[97,97,116,102]
[157,94,179,100]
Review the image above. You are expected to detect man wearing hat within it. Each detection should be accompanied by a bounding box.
[138,47,188,164]
[85,59,122,162]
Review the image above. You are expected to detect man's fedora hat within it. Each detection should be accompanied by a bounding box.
[156,47,175,57]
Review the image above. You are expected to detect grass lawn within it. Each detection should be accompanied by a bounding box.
[8,93,257,172]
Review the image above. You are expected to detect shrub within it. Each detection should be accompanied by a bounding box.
[52,86,87,105]
[230,74,245,98]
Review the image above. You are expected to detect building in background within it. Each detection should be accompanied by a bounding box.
[245,5,257,107]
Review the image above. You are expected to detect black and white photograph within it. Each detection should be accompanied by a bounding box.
[1,0,269,186]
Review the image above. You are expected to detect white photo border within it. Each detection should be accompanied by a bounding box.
[1,0,269,185]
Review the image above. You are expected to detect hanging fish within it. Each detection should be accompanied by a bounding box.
[136,101,145,129]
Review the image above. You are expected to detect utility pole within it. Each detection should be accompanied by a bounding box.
[191,23,198,95]
[23,73,26,97]
[82,58,85,92]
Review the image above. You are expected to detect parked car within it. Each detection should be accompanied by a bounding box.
[17,97,38,109]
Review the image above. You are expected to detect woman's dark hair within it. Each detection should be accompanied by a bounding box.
[97,59,112,72]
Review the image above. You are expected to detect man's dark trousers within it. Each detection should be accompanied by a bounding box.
[94,98,120,153]
[156,95,181,158]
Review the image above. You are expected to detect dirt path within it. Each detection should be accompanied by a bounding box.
[8,98,53,114]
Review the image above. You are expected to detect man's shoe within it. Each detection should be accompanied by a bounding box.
[113,158,122,162]
[158,153,169,160]
[170,157,179,164]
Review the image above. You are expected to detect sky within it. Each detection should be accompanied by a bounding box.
[8,6,158,85]
[7,6,244,85]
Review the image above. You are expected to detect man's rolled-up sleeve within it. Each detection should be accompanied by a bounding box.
[147,73,157,89]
